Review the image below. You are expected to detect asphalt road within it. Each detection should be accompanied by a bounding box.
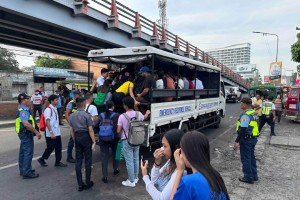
[0,102,242,200]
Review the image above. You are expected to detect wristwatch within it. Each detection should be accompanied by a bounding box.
[50,130,53,133]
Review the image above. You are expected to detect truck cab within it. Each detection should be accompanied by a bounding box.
[285,86,300,121]
[226,86,241,103]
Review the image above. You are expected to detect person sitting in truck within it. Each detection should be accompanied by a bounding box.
[135,66,155,105]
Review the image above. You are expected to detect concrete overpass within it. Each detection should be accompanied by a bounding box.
[0,0,249,91]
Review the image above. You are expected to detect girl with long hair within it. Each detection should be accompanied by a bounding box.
[140,129,185,200]
[170,131,229,200]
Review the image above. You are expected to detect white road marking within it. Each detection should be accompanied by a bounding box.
[0,149,67,171]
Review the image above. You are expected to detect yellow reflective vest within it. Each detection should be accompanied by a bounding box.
[70,100,77,114]
[236,109,259,137]
[15,108,35,134]
[261,102,273,115]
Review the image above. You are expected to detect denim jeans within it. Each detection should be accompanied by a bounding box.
[67,136,74,159]
[18,132,34,176]
[122,140,139,182]
[240,138,258,181]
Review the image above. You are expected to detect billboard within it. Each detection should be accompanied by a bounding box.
[264,76,270,83]
[236,64,255,73]
[269,62,282,84]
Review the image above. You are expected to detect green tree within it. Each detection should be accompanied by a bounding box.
[35,56,72,69]
[0,47,20,72]
[21,66,34,72]
[290,72,297,85]
[291,33,300,62]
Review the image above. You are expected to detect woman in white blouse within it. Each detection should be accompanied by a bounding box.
[141,129,185,200]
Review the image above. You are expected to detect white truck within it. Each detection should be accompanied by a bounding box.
[88,46,226,147]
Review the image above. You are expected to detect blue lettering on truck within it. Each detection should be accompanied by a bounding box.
[159,106,192,117]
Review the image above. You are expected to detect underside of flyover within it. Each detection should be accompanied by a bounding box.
[0,9,117,59]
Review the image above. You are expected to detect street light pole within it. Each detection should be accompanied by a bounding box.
[253,31,279,62]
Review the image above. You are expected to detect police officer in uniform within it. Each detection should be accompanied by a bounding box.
[69,97,96,191]
[259,96,276,136]
[65,90,81,163]
[233,97,259,184]
[16,93,41,179]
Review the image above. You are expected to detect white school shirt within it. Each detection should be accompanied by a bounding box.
[31,94,43,105]
[96,76,105,87]
[44,104,61,137]
[85,103,98,116]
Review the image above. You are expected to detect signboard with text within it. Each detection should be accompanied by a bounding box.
[269,62,282,84]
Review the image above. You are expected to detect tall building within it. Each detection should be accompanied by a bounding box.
[206,43,251,71]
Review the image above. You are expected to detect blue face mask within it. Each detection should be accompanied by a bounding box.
[70,92,74,98]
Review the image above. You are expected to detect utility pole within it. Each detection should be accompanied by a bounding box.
[253,31,279,62]
[157,0,168,29]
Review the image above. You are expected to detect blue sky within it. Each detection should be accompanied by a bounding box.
[121,0,300,77]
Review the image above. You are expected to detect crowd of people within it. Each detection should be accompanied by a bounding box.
[15,66,232,199]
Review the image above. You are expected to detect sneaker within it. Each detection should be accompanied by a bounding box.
[238,177,254,184]
[134,178,139,184]
[66,158,76,163]
[122,179,136,187]
[113,169,120,176]
[37,158,48,167]
[55,162,68,167]
[101,177,108,183]
[23,173,39,179]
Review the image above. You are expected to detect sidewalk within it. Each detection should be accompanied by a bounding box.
[212,119,300,200]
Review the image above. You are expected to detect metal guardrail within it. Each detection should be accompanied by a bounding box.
[89,0,249,88]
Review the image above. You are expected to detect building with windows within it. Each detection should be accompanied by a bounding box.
[206,43,251,72]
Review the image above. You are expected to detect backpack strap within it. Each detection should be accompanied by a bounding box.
[123,113,131,122]
[100,113,105,119]
[86,104,91,114]
[134,111,139,120]
[110,112,116,119]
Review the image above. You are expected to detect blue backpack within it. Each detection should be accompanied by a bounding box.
[99,112,116,141]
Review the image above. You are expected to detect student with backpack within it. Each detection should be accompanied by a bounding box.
[117,96,151,187]
[97,101,120,183]
[37,95,67,168]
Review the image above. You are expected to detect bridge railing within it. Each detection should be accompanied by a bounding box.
[88,0,249,88]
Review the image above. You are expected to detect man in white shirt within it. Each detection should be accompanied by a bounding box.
[193,77,204,89]
[85,93,98,122]
[90,68,109,92]
[37,95,67,167]
[31,89,43,120]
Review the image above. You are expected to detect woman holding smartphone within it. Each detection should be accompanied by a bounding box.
[140,129,185,200]
[170,131,229,200]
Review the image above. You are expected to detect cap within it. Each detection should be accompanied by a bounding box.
[18,93,30,103]
[73,90,81,95]
[139,66,150,74]
[240,97,252,105]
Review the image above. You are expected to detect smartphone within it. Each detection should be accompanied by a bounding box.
[141,155,145,165]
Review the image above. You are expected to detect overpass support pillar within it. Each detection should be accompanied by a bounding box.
[132,12,141,38]
[150,22,159,46]
[73,0,89,16]
[173,35,180,54]
[184,42,191,58]
[159,27,167,49]
[107,0,119,28]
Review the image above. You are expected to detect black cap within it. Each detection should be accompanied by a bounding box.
[241,97,252,105]
[18,93,30,103]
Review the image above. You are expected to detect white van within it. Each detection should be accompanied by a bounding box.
[88,46,226,147]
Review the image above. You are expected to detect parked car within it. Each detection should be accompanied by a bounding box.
[226,87,241,103]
